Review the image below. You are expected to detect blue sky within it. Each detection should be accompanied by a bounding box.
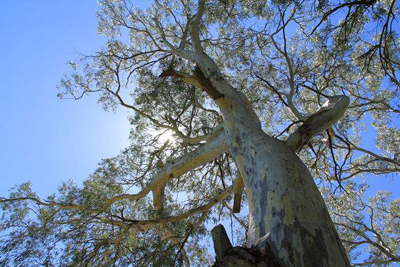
[0,1,135,197]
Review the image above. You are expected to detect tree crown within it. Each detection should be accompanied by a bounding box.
[1,0,399,265]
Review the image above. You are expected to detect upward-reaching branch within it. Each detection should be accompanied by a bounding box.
[190,0,206,55]
[286,95,350,152]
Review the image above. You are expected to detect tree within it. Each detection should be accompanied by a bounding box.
[1,0,399,266]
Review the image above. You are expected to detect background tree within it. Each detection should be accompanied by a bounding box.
[1,0,399,266]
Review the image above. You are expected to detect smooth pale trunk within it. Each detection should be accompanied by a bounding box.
[217,96,350,267]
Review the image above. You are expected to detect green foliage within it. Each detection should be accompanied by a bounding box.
[1,0,399,265]
[323,183,400,265]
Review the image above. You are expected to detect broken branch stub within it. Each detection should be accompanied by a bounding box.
[211,225,283,267]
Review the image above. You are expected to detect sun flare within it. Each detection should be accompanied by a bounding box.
[157,130,175,144]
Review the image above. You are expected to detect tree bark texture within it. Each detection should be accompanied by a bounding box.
[192,63,351,266]
[220,95,349,266]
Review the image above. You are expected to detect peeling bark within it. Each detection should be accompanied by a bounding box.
[194,66,351,265]
[224,103,349,266]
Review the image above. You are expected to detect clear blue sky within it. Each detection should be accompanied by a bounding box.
[0,0,398,216]
[0,1,135,197]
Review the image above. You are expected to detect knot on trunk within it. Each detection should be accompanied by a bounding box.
[211,225,283,267]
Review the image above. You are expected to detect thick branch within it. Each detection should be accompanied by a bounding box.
[151,129,228,210]
[160,69,201,88]
[171,123,223,145]
[103,129,227,211]
[190,0,206,54]
[286,95,350,152]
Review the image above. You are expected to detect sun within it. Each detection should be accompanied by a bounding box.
[157,129,175,144]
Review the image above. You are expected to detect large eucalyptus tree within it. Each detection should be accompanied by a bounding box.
[1,0,399,266]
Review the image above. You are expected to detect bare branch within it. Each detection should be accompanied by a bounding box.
[232,175,244,213]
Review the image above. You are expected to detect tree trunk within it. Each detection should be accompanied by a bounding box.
[190,57,350,266]
[215,94,350,267]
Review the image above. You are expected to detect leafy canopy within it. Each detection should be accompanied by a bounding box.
[1,0,399,266]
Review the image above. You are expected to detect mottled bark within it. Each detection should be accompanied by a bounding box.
[157,19,351,264]
[188,62,351,266]
[215,92,350,266]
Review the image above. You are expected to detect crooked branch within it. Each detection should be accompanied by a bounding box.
[286,95,350,152]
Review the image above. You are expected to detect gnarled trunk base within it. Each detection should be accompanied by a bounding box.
[211,225,283,267]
